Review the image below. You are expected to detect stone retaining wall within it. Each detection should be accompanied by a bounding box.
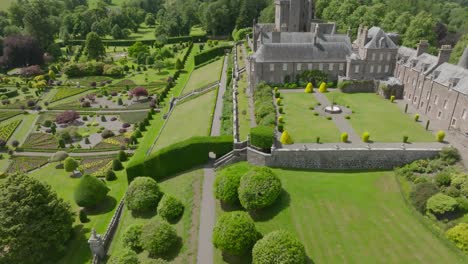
[246,147,441,170]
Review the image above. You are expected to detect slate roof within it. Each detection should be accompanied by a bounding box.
[398,46,417,60]
[254,42,352,63]
[432,63,468,95]
[364,27,398,49]
[262,32,351,45]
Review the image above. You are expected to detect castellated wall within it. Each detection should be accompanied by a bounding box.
[247,147,440,170]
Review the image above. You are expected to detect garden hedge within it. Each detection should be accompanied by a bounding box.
[194,44,233,66]
[250,126,274,150]
[61,35,207,47]
[126,136,233,182]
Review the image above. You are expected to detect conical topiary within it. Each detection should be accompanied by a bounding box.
[319,82,327,93]
[280,131,294,145]
[304,83,313,93]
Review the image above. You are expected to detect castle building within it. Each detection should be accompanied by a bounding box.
[248,0,468,135]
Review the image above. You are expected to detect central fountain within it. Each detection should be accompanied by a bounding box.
[324,95,342,114]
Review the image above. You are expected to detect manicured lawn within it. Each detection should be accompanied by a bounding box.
[151,90,215,152]
[326,92,435,142]
[281,92,342,143]
[237,72,251,140]
[108,169,203,264]
[7,113,38,145]
[28,161,128,264]
[182,58,223,95]
[215,168,466,264]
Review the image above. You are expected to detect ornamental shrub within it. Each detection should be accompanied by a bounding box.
[341,132,348,143]
[141,218,178,256]
[64,157,79,174]
[250,126,274,150]
[238,167,282,211]
[278,123,284,132]
[304,83,313,93]
[74,175,110,208]
[437,131,445,142]
[126,177,162,213]
[280,131,294,145]
[101,129,115,139]
[212,211,260,256]
[118,150,127,161]
[113,159,124,171]
[435,170,452,187]
[390,95,395,103]
[79,208,88,223]
[446,223,468,252]
[362,132,370,143]
[276,98,282,105]
[214,162,251,205]
[108,249,139,264]
[426,193,458,217]
[410,182,439,213]
[252,230,306,264]
[318,82,327,93]
[157,195,184,222]
[414,114,420,122]
[403,135,409,143]
[439,147,461,165]
[278,116,284,123]
[106,170,117,181]
[122,224,143,252]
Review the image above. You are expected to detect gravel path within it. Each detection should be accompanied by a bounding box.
[197,55,228,264]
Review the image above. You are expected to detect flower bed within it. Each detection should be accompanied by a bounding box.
[0,111,23,122]
[0,120,22,141]
[81,156,114,176]
[7,156,49,174]
[93,135,127,150]
[50,87,90,102]
[22,133,58,149]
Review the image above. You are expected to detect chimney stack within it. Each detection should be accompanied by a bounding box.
[458,46,468,69]
[437,45,452,66]
[416,40,429,56]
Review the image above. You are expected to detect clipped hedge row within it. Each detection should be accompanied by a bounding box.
[194,45,233,66]
[61,35,207,47]
[126,136,233,182]
[250,126,274,150]
[0,89,19,98]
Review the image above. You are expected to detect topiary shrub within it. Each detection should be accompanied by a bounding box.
[410,182,439,213]
[426,193,458,217]
[252,230,306,264]
[141,217,178,257]
[403,135,409,143]
[278,116,284,123]
[106,170,117,181]
[212,211,260,256]
[304,83,313,93]
[276,98,282,106]
[79,208,89,223]
[119,150,127,161]
[101,129,115,139]
[126,177,162,213]
[74,175,110,208]
[250,126,274,150]
[214,162,251,205]
[414,114,420,122]
[157,195,184,222]
[122,224,143,252]
[362,132,370,143]
[318,82,327,93]
[437,130,445,142]
[390,95,395,103]
[341,132,348,143]
[108,249,139,264]
[113,159,124,171]
[280,131,293,145]
[446,223,468,252]
[238,167,282,211]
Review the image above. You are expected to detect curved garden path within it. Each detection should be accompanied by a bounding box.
[197,55,228,264]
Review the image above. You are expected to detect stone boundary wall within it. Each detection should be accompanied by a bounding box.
[246,147,441,170]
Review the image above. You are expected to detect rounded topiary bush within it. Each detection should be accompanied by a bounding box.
[252,230,306,264]
[362,132,370,143]
[157,195,184,222]
[106,170,117,181]
[280,131,293,145]
[437,130,446,142]
[113,159,124,171]
[108,249,139,264]
[74,175,110,208]
[212,211,260,256]
[214,162,251,205]
[426,193,458,217]
[122,224,143,252]
[141,218,178,257]
[238,167,282,211]
[126,177,162,213]
[250,126,274,150]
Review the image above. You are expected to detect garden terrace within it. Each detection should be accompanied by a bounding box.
[0,119,22,142]
[181,58,223,95]
[326,92,435,142]
[151,90,216,152]
[280,92,342,143]
[108,168,203,263]
[6,156,48,174]
[214,164,467,263]
[49,87,91,103]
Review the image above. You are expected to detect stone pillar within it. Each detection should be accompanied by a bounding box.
[88,228,106,259]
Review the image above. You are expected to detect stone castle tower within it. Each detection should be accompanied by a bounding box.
[275,0,314,32]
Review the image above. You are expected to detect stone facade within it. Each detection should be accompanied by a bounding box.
[275,0,314,32]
